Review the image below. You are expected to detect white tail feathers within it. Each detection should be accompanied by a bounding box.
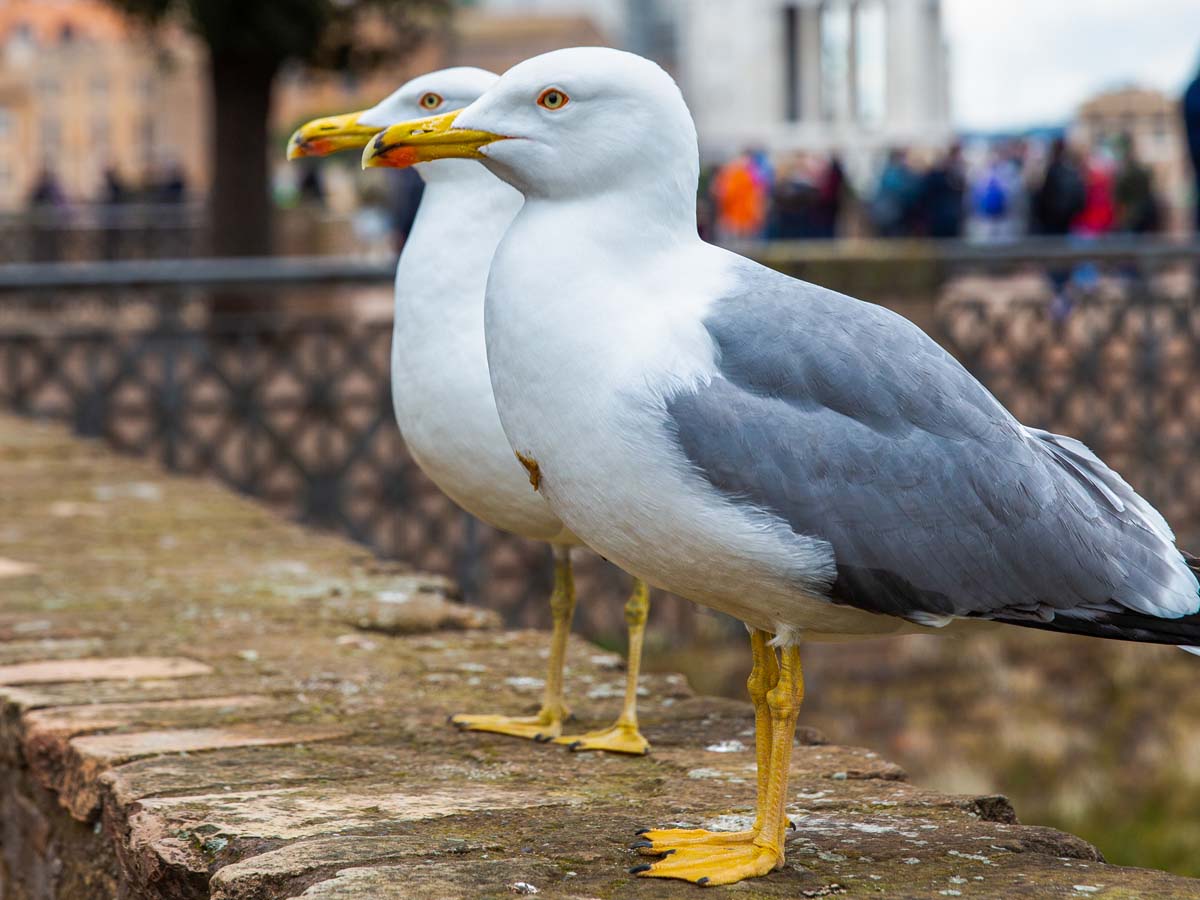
[1181,646,1200,657]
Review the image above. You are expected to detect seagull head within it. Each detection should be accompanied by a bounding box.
[287,67,499,165]
[362,48,699,212]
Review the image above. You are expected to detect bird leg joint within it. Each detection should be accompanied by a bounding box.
[623,580,650,628]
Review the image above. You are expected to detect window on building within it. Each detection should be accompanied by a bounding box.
[820,3,851,121]
[92,116,110,155]
[141,116,156,159]
[783,5,800,122]
[855,0,886,125]
[41,117,61,152]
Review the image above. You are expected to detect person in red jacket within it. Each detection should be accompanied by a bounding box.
[1073,152,1116,236]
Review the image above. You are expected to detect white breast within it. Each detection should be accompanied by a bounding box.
[391,170,573,544]
[485,209,917,639]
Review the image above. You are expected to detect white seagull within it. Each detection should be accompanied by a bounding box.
[288,67,652,755]
[364,47,1200,887]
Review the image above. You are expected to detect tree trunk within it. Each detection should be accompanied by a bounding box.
[208,51,278,258]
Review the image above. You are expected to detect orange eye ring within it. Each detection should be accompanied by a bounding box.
[419,92,443,111]
[537,88,569,110]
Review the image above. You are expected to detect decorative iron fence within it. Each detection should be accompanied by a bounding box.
[1,242,1198,641]
[0,257,666,639]
[940,279,1200,549]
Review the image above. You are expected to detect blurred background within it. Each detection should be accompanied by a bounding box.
[2,0,1200,878]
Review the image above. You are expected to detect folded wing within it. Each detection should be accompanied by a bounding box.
[665,260,1200,643]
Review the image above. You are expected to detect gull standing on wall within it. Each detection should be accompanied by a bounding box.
[364,48,1200,886]
[288,67,652,755]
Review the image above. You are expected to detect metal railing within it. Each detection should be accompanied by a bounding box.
[1,204,207,264]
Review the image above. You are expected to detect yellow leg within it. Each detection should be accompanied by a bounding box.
[556,578,652,755]
[450,545,575,742]
[634,629,777,852]
[635,642,804,887]
[754,644,804,854]
[749,631,781,830]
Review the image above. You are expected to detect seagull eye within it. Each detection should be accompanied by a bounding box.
[419,92,443,111]
[537,88,569,110]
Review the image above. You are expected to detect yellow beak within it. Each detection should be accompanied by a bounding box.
[361,109,507,169]
[287,111,383,160]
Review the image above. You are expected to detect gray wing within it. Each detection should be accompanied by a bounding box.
[665,260,1200,640]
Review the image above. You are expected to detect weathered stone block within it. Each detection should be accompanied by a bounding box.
[0,415,1197,899]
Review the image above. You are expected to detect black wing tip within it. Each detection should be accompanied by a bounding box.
[991,608,1200,648]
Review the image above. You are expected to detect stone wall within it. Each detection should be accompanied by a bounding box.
[0,414,1197,899]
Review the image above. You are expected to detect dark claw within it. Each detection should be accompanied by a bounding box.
[696,877,710,885]
[567,740,583,751]
[630,839,653,850]
[788,819,796,831]
[661,849,676,857]
[533,733,552,743]
[635,828,651,836]
[445,714,457,724]
[629,864,652,875]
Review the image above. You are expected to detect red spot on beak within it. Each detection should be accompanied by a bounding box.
[379,146,421,168]
[295,137,335,158]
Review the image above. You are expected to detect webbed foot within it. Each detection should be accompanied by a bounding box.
[449,710,563,742]
[631,841,782,886]
[555,721,649,755]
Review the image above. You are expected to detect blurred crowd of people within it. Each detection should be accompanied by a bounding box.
[22,164,192,263]
[700,132,1170,244]
[26,163,190,213]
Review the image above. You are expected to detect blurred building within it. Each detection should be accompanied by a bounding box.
[0,0,207,210]
[1072,86,1191,233]
[678,0,951,166]
[464,0,627,42]
[464,0,953,168]
[462,0,674,60]
[445,8,610,75]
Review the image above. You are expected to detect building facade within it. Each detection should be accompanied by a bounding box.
[470,0,952,169]
[674,0,951,167]
[0,0,207,211]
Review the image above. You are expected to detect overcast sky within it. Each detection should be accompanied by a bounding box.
[942,0,1200,131]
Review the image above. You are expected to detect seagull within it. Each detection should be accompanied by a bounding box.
[363,47,1200,886]
[288,67,652,756]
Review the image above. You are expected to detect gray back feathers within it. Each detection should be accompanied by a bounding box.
[665,260,1199,637]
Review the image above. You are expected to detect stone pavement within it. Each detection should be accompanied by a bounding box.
[0,413,1197,900]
